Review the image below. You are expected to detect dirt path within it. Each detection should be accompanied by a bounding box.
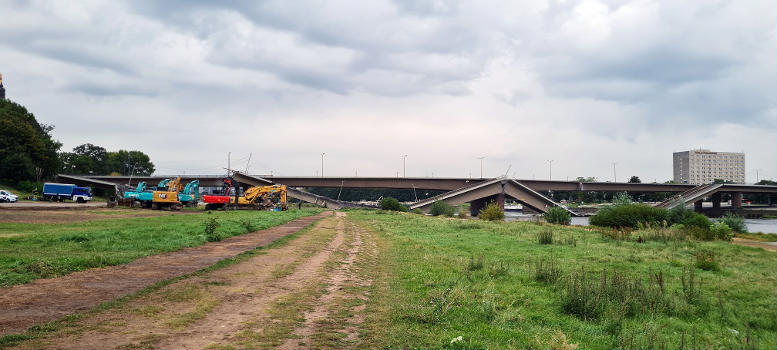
[732,237,777,252]
[279,213,370,349]
[6,212,382,350]
[0,211,331,336]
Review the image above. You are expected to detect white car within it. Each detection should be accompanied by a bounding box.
[0,190,19,203]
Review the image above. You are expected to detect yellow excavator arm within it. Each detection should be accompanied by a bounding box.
[232,184,287,210]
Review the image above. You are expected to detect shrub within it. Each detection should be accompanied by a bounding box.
[710,221,733,241]
[682,213,711,230]
[411,208,424,215]
[695,250,720,271]
[589,203,669,229]
[16,180,43,194]
[379,197,407,211]
[204,217,222,242]
[429,201,455,217]
[543,206,571,225]
[537,228,554,245]
[668,205,696,226]
[478,202,504,221]
[720,213,747,233]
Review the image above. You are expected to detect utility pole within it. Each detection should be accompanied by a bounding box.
[477,157,485,178]
[401,154,407,177]
[612,162,618,182]
[320,153,325,177]
[547,160,554,180]
[755,169,761,183]
[227,152,231,176]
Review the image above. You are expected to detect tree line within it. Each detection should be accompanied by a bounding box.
[0,99,154,186]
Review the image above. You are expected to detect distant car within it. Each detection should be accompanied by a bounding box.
[0,190,19,203]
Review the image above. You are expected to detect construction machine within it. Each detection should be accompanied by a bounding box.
[233,184,287,211]
[202,178,287,211]
[178,180,200,207]
[151,177,183,210]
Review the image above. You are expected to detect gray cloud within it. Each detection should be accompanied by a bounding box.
[0,0,774,182]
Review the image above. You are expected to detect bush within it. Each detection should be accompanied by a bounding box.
[720,213,747,233]
[686,226,714,241]
[682,213,711,230]
[543,206,571,225]
[16,180,43,194]
[589,203,669,229]
[204,217,222,242]
[411,208,424,215]
[710,221,733,241]
[695,250,720,271]
[429,201,455,217]
[668,206,695,226]
[379,197,407,211]
[478,202,504,221]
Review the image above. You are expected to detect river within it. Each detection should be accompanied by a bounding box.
[504,212,777,234]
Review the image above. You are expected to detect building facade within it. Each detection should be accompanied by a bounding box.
[673,149,745,184]
[0,73,5,100]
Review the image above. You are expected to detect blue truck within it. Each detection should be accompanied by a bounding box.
[42,183,93,203]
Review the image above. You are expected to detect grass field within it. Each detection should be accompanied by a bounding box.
[349,210,777,349]
[0,208,322,286]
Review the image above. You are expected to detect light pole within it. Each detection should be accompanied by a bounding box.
[755,169,761,183]
[612,162,618,182]
[401,154,407,177]
[477,157,485,178]
[547,160,554,180]
[320,153,325,177]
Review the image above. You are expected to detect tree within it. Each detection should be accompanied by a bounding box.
[60,146,155,176]
[628,176,641,183]
[0,99,61,183]
[756,179,777,186]
[107,150,155,176]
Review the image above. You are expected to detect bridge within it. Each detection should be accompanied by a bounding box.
[59,174,777,216]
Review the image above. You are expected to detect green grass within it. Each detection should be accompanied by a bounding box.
[736,232,777,242]
[348,210,777,349]
[0,208,322,286]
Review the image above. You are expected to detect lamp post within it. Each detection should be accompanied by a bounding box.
[320,153,325,177]
[477,157,485,178]
[401,154,407,177]
[612,162,618,182]
[547,160,554,180]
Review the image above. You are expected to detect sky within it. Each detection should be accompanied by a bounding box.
[1,0,775,182]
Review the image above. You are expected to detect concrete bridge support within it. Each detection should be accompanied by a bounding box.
[694,200,703,212]
[732,192,743,208]
[711,192,722,215]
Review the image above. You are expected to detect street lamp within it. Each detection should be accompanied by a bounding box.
[477,157,485,178]
[547,160,554,180]
[401,154,407,177]
[320,153,325,177]
[612,162,618,182]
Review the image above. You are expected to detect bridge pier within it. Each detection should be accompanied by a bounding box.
[732,192,743,208]
[711,192,722,215]
[694,200,703,212]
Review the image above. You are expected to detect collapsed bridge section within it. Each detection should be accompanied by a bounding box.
[409,177,580,217]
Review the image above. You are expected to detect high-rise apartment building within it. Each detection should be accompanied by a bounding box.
[673,149,745,184]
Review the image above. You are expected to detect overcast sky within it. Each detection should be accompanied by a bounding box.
[1,0,775,182]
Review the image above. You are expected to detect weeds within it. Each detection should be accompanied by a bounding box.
[534,257,562,284]
[467,254,485,271]
[241,220,256,233]
[204,217,222,242]
[537,228,554,245]
[488,261,509,279]
[694,249,720,271]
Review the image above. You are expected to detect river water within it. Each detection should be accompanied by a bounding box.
[504,212,777,234]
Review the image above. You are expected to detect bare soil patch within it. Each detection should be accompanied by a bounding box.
[0,211,332,336]
[732,237,777,252]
